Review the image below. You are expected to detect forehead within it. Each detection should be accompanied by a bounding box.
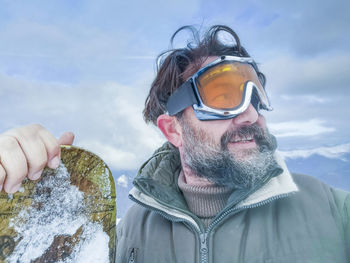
[183,56,219,81]
[201,56,218,67]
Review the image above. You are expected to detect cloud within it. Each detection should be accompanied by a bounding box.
[279,143,350,160]
[1,0,349,169]
[269,119,335,138]
[262,54,350,96]
[194,0,349,56]
[0,72,166,170]
[116,175,129,188]
[269,0,350,55]
[280,94,329,104]
[261,53,350,145]
[79,141,138,171]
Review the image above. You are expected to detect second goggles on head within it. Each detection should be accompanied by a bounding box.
[166,55,273,120]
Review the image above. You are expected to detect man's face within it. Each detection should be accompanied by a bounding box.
[178,57,279,189]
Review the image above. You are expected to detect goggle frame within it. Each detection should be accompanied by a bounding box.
[166,55,273,120]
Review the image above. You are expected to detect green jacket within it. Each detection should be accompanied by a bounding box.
[116,143,350,263]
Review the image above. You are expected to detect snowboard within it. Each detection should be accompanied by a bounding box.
[0,145,116,263]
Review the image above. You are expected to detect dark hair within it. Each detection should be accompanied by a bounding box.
[143,25,266,125]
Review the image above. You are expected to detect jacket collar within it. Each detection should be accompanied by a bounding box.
[236,151,298,208]
[130,143,298,219]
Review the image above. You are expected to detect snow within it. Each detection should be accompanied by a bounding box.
[116,174,128,188]
[7,163,110,263]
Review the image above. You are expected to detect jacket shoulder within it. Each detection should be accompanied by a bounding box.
[117,203,173,239]
[291,173,349,235]
[117,203,150,233]
[291,173,350,202]
[291,173,331,189]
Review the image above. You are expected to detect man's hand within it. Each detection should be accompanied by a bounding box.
[0,124,74,193]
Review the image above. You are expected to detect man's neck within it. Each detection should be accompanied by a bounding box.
[181,162,215,187]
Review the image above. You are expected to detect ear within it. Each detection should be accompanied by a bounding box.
[157,114,183,147]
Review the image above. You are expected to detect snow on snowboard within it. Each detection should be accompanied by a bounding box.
[0,145,116,263]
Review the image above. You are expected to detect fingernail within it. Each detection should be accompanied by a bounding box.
[10,183,21,193]
[31,170,43,180]
[49,156,60,168]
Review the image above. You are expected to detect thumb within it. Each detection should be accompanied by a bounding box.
[58,131,75,146]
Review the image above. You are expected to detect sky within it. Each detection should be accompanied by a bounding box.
[0,0,349,181]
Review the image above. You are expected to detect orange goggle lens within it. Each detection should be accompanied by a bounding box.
[196,62,266,110]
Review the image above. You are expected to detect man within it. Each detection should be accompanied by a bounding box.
[0,25,349,262]
[116,25,350,262]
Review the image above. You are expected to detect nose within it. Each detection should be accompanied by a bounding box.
[232,104,258,125]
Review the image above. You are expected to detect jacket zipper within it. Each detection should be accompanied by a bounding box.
[130,195,207,262]
[200,233,208,263]
[130,190,294,263]
[198,192,295,263]
[128,248,136,263]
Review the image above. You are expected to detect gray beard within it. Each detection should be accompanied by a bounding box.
[181,119,279,189]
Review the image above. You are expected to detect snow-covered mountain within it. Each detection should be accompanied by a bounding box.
[284,153,350,191]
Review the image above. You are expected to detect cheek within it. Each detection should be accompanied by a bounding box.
[188,113,231,138]
[256,114,267,128]
[201,121,232,142]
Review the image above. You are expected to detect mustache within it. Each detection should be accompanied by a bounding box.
[220,124,277,152]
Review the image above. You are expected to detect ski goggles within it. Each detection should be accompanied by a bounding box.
[166,55,273,120]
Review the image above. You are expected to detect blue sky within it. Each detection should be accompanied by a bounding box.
[0,0,349,177]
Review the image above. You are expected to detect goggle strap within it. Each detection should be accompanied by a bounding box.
[166,80,199,115]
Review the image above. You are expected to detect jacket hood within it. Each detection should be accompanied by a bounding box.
[132,142,189,212]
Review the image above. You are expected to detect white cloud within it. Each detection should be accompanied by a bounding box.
[1,0,349,170]
[269,119,335,138]
[280,94,329,104]
[79,141,138,170]
[0,73,165,170]
[279,143,350,160]
[116,175,129,188]
[262,54,350,96]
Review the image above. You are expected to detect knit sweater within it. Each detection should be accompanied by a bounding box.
[178,171,233,228]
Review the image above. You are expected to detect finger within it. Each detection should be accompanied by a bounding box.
[0,164,5,192]
[36,127,61,169]
[58,131,75,146]
[6,124,56,177]
[0,136,28,193]
[55,132,75,168]
[39,131,74,169]
[15,133,48,180]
